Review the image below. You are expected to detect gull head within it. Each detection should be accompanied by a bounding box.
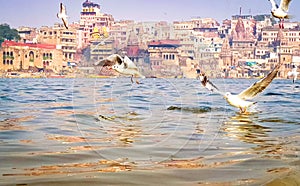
[224,92,231,99]
[112,65,118,70]
[112,64,122,73]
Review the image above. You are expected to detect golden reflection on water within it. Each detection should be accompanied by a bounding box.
[96,112,143,145]
[3,159,134,177]
[223,113,270,144]
[223,113,295,160]
[0,116,35,130]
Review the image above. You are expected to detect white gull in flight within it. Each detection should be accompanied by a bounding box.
[268,0,292,29]
[57,3,68,29]
[199,63,281,113]
[94,54,145,84]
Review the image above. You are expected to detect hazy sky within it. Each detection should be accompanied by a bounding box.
[0,0,299,28]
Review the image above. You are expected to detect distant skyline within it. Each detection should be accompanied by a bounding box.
[0,0,300,28]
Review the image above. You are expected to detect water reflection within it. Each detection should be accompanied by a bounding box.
[224,113,270,144]
[1,79,299,185]
[223,113,287,159]
[97,112,143,145]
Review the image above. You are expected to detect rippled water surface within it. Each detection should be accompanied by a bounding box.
[0,78,299,185]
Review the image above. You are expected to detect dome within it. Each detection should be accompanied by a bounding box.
[82,0,100,8]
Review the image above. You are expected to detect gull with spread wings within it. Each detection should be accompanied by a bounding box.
[94,54,145,84]
[57,3,68,29]
[199,63,281,113]
[268,0,292,29]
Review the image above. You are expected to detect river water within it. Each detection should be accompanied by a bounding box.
[0,78,299,185]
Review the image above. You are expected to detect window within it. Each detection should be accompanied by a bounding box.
[29,51,34,62]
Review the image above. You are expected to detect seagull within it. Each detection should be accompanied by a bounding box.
[268,0,292,29]
[94,54,145,84]
[287,65,298,83]
[199,63,281,113]
[57,3,68,29]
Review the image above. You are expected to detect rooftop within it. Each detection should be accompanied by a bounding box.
[2,40,56,50]
[148,40,180,48]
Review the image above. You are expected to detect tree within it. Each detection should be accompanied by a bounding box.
[0,23,21,46]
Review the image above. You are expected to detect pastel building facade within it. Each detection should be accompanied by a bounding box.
[37,24,77,64]
[79,0,114,47]
[1,40,63,72]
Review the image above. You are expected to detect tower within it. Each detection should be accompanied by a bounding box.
[79,0,114,47]
[220,37,232,67]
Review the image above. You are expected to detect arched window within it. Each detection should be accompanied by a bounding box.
[10,51,13,56]
[29,51,34,62]
[10,60,13,65]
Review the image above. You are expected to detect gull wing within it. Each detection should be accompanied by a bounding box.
[123,56,138,70]
[238,63,281,100]
[62,17,68,29]
[60,3,66,14]
[280,0,292,12]
[199,74,224,96]
[94,59,115,67]
[269,0,279,9]
[94,54,122,67]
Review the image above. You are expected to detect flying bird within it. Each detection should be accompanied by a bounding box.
[268,0,292,29]
[94,54,145,84]
[287,65,298,83]
[57,3,69,29]
[199,63,281,113]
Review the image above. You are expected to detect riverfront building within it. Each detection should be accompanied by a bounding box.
[0,40,63,72]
